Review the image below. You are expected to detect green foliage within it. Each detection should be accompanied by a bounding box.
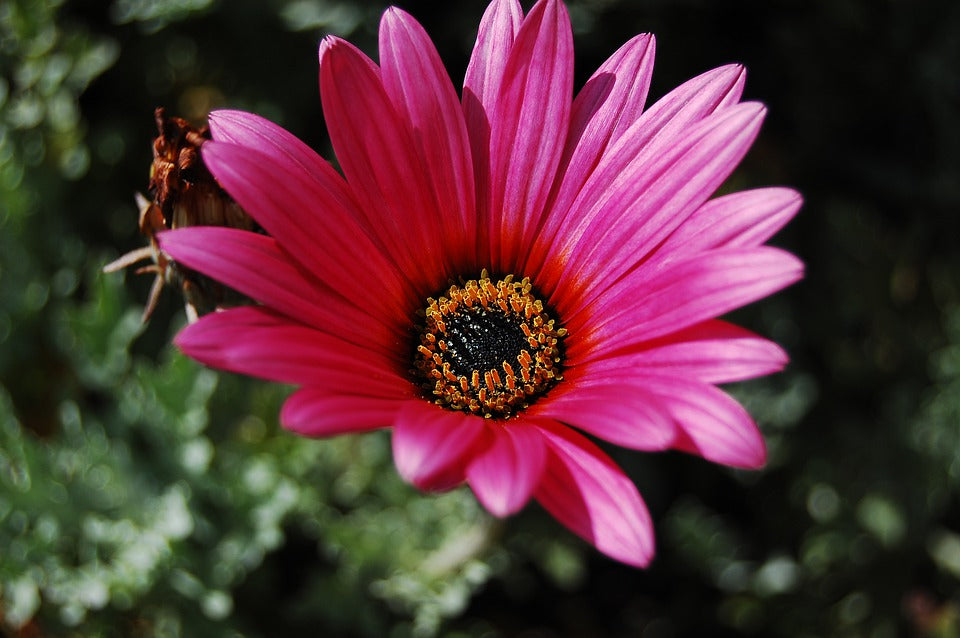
[1,268,504,636]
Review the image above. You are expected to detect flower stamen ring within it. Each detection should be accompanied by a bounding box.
[414,270,566,418]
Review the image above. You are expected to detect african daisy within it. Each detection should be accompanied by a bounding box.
[157,0,803,566]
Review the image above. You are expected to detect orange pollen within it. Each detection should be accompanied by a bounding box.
[412,270,566,419]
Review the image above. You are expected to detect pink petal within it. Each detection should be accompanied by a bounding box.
[485,0,573,273]
[619,63,746,159]
[392,401,490,492]
[280,388,410,437]
[642,377,767,469]
[530,383,675,451]
[524,33,656,275]
[463,0,524,119]
[577,34,657,145]
[201,141,412,322]
[462,0,523,230]
[157,227,402,355]
[534,422,655,567]
[654,187,803,262]
[466,421,547,517]
[574,319,788,384]
[318,36,450,294]
[207,110,350,197]
[571,247,804,360]
[174,306,408,389]
[551,102,769,318]
[536,63,746,295]
[379,8,476,271]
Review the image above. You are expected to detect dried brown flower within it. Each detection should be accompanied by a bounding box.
[103,107,257,322]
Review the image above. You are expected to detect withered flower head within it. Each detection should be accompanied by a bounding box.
[103,107,258,322]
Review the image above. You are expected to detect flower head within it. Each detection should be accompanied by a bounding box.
[157,0,803,567]
[103,108,256,322]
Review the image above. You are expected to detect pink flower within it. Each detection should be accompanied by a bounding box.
[157,0,803,567]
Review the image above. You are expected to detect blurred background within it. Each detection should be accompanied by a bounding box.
[1,0,958,636]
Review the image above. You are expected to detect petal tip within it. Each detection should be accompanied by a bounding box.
[614,536,656,568]
[206,109,263,141]
[318,35,347,63]
[198,139,228,173]
[708,63,747,101]
[737,438,768,470]
[785,187,804,204]
[381,5,411,22]
[153,228,173,251]
[472,490,519,518]
[171,322,198,352]
[723,62,746,81]
[782,250,806,282]
[206,110,235,141]
[735,100,767,123]
[207,108,239,124]
[771,344,791,372]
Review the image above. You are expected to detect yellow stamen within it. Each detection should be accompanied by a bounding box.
[412,272,566,419]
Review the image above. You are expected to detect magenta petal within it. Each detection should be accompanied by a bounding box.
[208,110,348,192]
[552,102,769,317]
[280,388,408,437]
[392,401,490,492]
[576,320,788,384]
[534,422,655,567]
[379,8,476,270]
[656,187,803,261]
[463,0,523,229]
[537,64,746,295]
[550,34,657,219]
[643,377,767,469]
[530,383,675,451]
[628,63,745,146]
[466,422,547,517]
[548,62,745,227]
[577,34,656,146]
[486,0,573,273]
[524,33,656,275]
[157,227,401,354]
[174,306,407,388]
[201,141,411,321]
[319,36,449,293]
[572,247,804,359]
[463,0,524,117]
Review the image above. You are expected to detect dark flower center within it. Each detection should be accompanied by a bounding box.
[413,271,566,419]
[443,310,529,380]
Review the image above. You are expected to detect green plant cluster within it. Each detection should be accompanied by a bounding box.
[1,0,958,637]
[4,266,516,636]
